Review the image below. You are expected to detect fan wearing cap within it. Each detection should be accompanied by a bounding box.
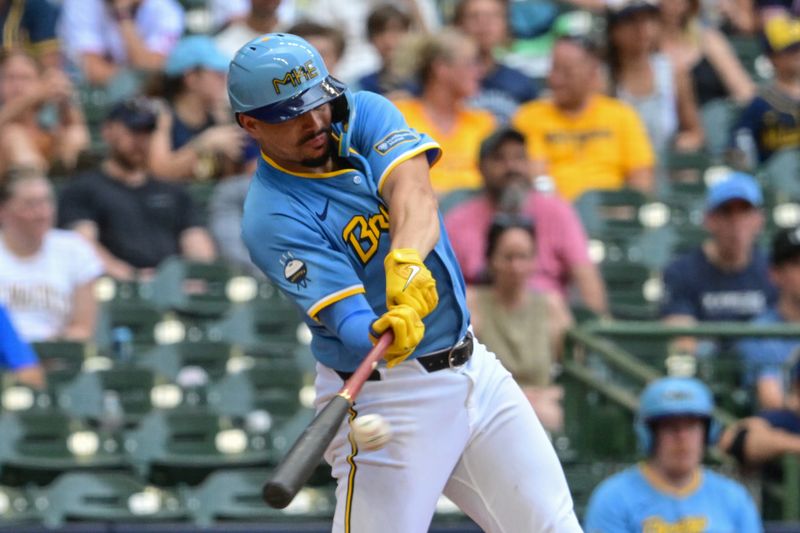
[58,98,216,280]
[729,15,800,167]
[735,226,800,409]
[147,36,249,181]
[661,172,777,354]
[585,376,761,533]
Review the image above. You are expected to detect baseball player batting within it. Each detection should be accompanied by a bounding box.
[228,33,582,532]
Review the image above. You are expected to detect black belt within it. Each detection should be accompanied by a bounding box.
[334,332,473,382]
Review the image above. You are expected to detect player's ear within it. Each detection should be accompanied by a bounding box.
[238,114,259,136]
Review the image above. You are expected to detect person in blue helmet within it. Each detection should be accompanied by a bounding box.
[584,376,762,533]
[228,33,581,532]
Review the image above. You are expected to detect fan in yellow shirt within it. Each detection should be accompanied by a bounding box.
[513,36,655,201]
[390,29,496,194]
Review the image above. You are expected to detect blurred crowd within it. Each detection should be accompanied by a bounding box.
[3,0,800,526]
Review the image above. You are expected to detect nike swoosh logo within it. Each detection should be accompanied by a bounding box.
[316,199,330,221]
[403,265,421,291]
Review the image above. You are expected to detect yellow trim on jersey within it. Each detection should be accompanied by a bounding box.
[639,462,702,497]
[344,407,359,533]
[307,285,366,320]
[260,151,355,179]
[377,142,442,196]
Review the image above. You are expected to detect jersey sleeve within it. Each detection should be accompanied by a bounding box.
[349,91,441,194]
[0,306,39,370]
[732,480,763,533]
[583,479,633,533]
[243,210,365,320]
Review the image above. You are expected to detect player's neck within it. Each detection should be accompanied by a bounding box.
[644,461,700,493]
[775,74,800,99]
[103,159,148,187]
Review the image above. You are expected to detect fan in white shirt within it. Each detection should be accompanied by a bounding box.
[0,171,103,342]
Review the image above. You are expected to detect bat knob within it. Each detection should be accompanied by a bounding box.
[263,481,292,509]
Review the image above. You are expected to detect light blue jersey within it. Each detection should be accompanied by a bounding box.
[584,464,762,533]
[242,91,470,371]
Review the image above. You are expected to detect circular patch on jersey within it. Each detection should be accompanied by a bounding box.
[284,259,309,287]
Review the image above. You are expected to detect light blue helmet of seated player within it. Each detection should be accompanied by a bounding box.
[227,33,354,158]
[635,376,722,454]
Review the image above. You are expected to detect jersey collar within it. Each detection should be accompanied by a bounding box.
[639,462,702,498]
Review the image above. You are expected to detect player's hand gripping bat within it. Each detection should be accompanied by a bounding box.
[262,332,394,509]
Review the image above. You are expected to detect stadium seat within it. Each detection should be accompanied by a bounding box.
[215,281,305,349]
[0,484,40,527]
[148,258,241,319]
[700,100,738,160]
[600,262,662,320]
[188,468,335,525]
[729,35,771,81]
[31,341,95,386]
[207,358,304,422]
[57,366,179,427]
[0,410,126,486]
[137,341,235,383]
[124,409,272,486]
[39,471,188,528]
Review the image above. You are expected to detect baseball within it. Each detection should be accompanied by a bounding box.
[350,414,392,451]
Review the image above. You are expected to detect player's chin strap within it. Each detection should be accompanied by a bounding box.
[334,90,356,158]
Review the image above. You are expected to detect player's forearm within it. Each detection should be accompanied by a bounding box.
[384,155,439,257]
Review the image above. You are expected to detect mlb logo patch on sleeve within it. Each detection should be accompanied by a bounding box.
[373,130,419,155]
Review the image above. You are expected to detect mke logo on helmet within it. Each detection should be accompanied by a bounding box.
[272,60,320,94]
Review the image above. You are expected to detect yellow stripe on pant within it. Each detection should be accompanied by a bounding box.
[344,407,359,533]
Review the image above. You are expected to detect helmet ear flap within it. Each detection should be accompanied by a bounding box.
[635,417,652,455]
[707,417,722,446]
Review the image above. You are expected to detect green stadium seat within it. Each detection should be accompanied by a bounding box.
[729,35,770,81]
[700,100,738,160]
[148,258,240,319]
[137,341,235,382]
[124,409,272,486]
[600,262,662,320]
[57,367,179,426]
[207,359,304,423]
[31,341,93,380]
[188,468,334,525]
[0,484,40,527]
[561,461,623,522]
[0,410,125,486]
[215,281,305,349]
[39,471,188,528]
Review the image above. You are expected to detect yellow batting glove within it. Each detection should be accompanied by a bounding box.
[369,304,425,368]
[384,248,439,319]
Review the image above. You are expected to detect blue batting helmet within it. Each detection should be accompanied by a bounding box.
[634,377,722,454]
[227,33,354,157]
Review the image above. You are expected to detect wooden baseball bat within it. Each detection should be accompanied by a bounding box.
[262,332,394,509]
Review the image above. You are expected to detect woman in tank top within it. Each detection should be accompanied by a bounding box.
[606,1,705,155]
[659,0,755,107]
[465,214,569,433]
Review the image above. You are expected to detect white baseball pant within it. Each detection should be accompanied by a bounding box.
[314,335,583,533]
